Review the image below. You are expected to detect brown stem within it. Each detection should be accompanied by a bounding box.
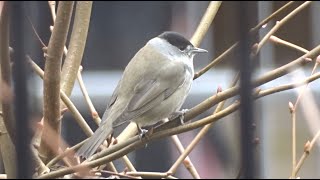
[190,1,222,47]
[0,10,16,174]
[0,1,15,146]
[0,112,16,179]
[160,44,317,133]
[256,1,312,53]
[39,1,74,163]
[194,1,297,80]
[60,1,93,97]
[37,70,320,179]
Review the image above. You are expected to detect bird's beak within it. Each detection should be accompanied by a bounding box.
[191,47,208,54]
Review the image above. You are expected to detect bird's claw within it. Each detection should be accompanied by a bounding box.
[138,129,148,139]
[170,109,189,125]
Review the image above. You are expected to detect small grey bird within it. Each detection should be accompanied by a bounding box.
[76,31,207,158]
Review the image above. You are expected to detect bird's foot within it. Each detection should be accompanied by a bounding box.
[169,109,189,125]
[136,124,154,148]
[137,123,152,139]
[138,128,148,139]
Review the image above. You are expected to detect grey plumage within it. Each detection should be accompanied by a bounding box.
[76,31,207,158]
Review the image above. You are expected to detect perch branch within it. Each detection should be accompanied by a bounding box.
[37,70,320,179]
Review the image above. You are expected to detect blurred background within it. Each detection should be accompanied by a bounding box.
[3,1,320,178]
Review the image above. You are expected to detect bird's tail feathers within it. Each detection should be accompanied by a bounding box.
[76,124,112,159]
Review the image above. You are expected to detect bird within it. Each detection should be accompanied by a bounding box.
[76,31,207,158]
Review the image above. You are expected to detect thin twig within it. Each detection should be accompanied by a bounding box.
[158,42,319,133]
[26,15,46,47]
[190,1,222,47]
[194,1,296,79]
[46,140,86,168]
[268,36,320,108]
[0,112,17,179]
[269,35,320,178]
[97,170,139,179]
[250,1,295,33]
[30,145,50,177]
[292,130,320,178]
[28,56,93,136]
[269,32,320,180]
[47,1,56,23]
[126,171,177,179]
[256,1,312,53]
[121,156,137,172]
[293,59,318,109]
[37,136,141,179]
[36,72,320,179]
[289,102,296,178]
[269,35,315,179]
[164,118,200,178]
[77,68,100,125]
[258,72,320,98]
[269,35,309,54]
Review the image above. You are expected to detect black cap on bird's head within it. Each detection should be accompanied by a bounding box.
[158,31,208,54]
[158,31,193,51]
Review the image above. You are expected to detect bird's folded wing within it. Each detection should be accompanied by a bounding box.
[100,79,122,123]
[112,63,187,127]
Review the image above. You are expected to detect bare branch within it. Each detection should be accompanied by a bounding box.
[190,1,222,47]
[39,1,74,163]
[194,1,297,80]
[0,1,15,147]
[256,1,312,53]
[60,1,93,97]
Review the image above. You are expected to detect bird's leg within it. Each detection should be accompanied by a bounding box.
[169,109,189,125]
[136,123,148,140]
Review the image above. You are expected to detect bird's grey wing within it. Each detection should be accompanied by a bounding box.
[77,79,122,158]
[112,63,188,127]
[100,79,122,123]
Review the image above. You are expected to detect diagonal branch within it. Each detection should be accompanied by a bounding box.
[37,68,320,179]
[193,1,298,79]
[190,1,222,47]
[256,1,312,53]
